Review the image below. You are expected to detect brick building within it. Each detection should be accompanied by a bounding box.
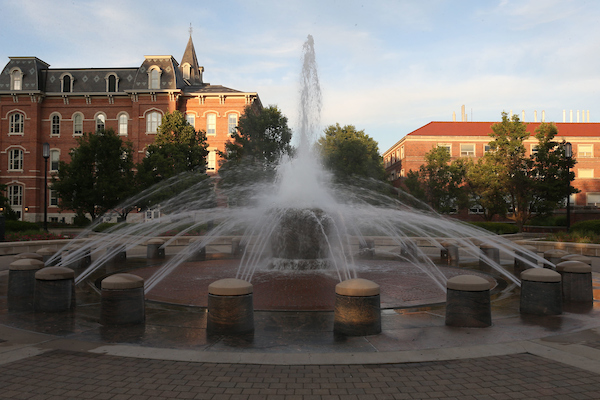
[0,36,261,223]
[383,121,600,213]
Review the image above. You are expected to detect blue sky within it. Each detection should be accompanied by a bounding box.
[2,0,599,152]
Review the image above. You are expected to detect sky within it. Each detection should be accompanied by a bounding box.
[1,0,600,152]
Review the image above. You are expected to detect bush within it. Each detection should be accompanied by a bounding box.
[528,215,567,226]
[570,220,600,235]
[545,230,600,244]
[5,230,69,241]
[73,213,91,227]
[469,221,519,235]
[5,220,41,232]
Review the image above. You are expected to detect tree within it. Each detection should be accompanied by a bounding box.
[52,129,135,221]
[317,123,386,181]
[485,113,576,229]
[465,157,508,221]
[406,146,467,213]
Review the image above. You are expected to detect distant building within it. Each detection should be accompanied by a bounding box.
[383,121,600,216]
[0,35,261,222]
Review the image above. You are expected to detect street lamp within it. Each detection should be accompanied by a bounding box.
[564,142,572,232]
[42,142,50,232]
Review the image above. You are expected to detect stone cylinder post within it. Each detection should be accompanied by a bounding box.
[556,261,593,303]
[334,278,381,336]
[8,258,44,311]
[207,278,254,335]
[34,266,76,312]
[445,275,492,328]
[520,268,562,316]
[101,273,145,325]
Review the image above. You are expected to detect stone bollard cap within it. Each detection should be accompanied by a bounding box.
[102,273,144,290]
[35,266,75,280]
[36,247,55,256]
[544,249,568,257]
[521,267,561,282]
[560,254,592,265]
[479,243,498,250]
[9,258,44,271]
[447,275,491,291]
[147,238,165,245]
[208,278,253,295]
[519,245,537,252]
[336,278,380,296]
[556,260,592,273]
[14,252,43,261]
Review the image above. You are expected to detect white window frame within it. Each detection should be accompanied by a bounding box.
[60,73,73,93]
[73,112,83,136]
[148,67,161,89]
[437,143,451,155]
[206,113,216,136]
[51,114,61,136]
[578,144,593,158]
[9,112,24,135]
[8,149,23,171]
[106,73,119,92]
[586,193,600,206]
[186,113,195,128]
[400,145,405,159]
[227,113,238,136]
[207,149,216,171]
[578,169,594,179]
[531,144,539,155]
[118,113,128,136]
[8,184,23,207]
[146,111,162,134]
[460,143,475,157]
[182,63,191,80]
[50,149,60,171]
[95,113,106,132]
[49,189,58,207]
[10,68,23,91]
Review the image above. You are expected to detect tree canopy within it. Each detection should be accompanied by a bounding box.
[317,123,386,181]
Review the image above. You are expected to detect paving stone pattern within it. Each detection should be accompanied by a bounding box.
[1,350,599,399]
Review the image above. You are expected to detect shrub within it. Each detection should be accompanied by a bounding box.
[469,221,519,235]
[5,220,41,232]
[528,215,567,226]
[5,230,69,241]
[570,220,600,235]
[545,230,600,244]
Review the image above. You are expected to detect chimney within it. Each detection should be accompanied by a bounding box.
[570,110,573,122]
[461,105,465,122]
[522,110,525,121]
[542,110,545,122]
[534,110,538,122]
[577,110,580,122]
[588,110,590,122]
[453,111,456,122]
[563,110,566,122]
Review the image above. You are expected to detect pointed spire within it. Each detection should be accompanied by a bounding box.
[181,30,203,85]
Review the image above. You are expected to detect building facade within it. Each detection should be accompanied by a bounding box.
[0,36,261,223]
[383,121,600,212]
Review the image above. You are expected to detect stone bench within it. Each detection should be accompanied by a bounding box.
[556,261,593,303]
[445,275,491,328]
[207,278,254,335]
[101,273,145,325]
[334,278,381,336]
[520,268,562,315]
[34,266,76,312]
[8,258,44,311]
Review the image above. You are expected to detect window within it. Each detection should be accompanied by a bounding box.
[182,63,191,80]
[146,111,161,134]
[73,113,83,135]
[95,114,105,132]
[186,113,195,127]
[484,144,491,153]
[531,144,539,155]
[206,113,216,135]
[587,193,600,206]
[207,150,216,171]
[228,113,237,135]
[400,169,405,177]
[8,149,23,171]
[50,189,58,206]
[400,145,405,159]
[460,144,475,157]
[437,143,451,154]
[579,144,593,158]
[51,114,60,136]
[107,74,117,92]
[9,112,24,134]
[149,68,161,89]
[118,114,128,135]
[50,150,59,171]
[8,185,22,207]
[578,169,594,178]
[61,74,72,92]
[10,68,23,90]
[469,204,485,215]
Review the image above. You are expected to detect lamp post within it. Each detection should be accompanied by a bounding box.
[564,142,572,232]
[42,142,50,232]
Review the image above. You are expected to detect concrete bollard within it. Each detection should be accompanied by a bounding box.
[8,258,44,311]
[187,239,206,261]
[334,278,381,336]
[520,268,562,316]
[445,275,492,328]
[34,266,76,312]
[106,245,127,264]
[36,247,59,265]
[400,238,419,258]
[231,238,245,258]
[101,273,145,325]
[63,248,92,269]
[556,261,593,303]
[146,239,165,260]
[560,254,592,266]
[440,241,459,266]
[514,245,538,276]
[543,249,568,268]
[479,244,500,268]
[207,278,254,335]
[359,239,375,259]
[14,252,43,262]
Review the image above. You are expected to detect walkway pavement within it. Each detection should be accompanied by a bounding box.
[1,253,600,399]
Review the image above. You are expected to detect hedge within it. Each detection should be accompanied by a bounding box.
[468,221,519,235]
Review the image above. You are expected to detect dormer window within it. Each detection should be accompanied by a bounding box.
[60,73,73,92]
[148,67,161,89]
[182,63,191,80]
[106,73,118,92]
[10,68,23,90]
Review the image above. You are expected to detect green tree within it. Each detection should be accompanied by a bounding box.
[52,129,135,220]
[465,157,509,221]
[317,123,386,181]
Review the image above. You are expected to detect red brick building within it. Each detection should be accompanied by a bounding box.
[383,121,600,213]
[0,36,261,223]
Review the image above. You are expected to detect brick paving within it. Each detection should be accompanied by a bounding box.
[1,350,599,399]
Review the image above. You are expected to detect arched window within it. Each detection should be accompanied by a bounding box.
[146,111,161,134]
[9,112,24,134]
[228,113,238,136]
[8,149,23,171]
[10,68,23,90]
[149,68,161,89]
[107,74,118,92]
[8,185,23,206]
[51,114,61,136]
[118,113,128,135]
[182,63,191,80]
[206,113,216,135]
[95,113,106,132]
[50,150,60,171]
[61,74,73,92]
[73,113,83,135]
